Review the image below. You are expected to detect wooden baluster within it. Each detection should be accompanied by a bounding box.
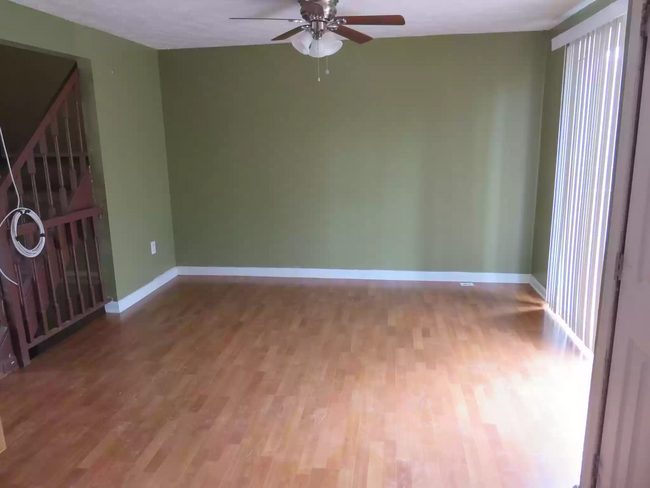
[26,151,41,216]
[80,218,96,308]
[55,225,74,320]
[14,168,24,209]
[50,117,68,212]
[62,99,78,192]
[74,85,89,175]
[39,136,56,218]
[44,234,62,329]
[90,216,105,302]
[67,222,85,314]
[0,284,9,329]
[13,264,32,345]
[27,233,49,336]
[12,222,39,342]
[0,199,29,366]
[0,286,13,357]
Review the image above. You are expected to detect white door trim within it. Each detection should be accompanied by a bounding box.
[579,2,645,486]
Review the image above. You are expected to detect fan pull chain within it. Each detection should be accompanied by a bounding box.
[317,42,321,82]
[326,56,330,75]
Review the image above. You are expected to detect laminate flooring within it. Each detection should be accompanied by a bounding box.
[0,277,593,487]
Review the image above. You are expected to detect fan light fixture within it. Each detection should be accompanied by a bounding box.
[292,30,342,58]
[291,30,313,55]
[230,1,406,67]
[230,0,406,54]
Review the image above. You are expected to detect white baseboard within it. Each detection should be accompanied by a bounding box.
[103,266,586,357]
[529,275,547,300]
[526,276,590,357]
[176,266,531,284]
[105,267,179,314]
[104,266,534,314]
[544,306,594,359]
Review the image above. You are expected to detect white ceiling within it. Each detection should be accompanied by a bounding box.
[11,0,589,50]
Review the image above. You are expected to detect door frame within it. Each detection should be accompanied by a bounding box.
[580,0,648,486]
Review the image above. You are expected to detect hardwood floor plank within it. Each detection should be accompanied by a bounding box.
[0,278,591,487]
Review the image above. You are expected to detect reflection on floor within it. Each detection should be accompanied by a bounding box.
[0,277,592,487]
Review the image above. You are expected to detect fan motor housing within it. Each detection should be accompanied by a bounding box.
[300,0,338,21]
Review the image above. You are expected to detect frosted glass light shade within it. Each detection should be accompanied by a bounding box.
[308,31,343,58]
[291,30,313,55]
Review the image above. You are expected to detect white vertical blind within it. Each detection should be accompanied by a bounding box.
[547,15,626,351]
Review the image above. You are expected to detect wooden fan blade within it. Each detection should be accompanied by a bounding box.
[272,26,306,41]
[230,18,304,22]
[336,15,406,26]
[330,25,373,44]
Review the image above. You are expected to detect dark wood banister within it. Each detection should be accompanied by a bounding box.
[0,65,104,370]
[16,206,101,235]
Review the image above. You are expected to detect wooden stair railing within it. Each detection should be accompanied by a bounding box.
[0,66,105,368]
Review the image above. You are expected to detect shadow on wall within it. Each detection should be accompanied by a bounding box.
[480,76,544,274]
[0,44,75,155]
[415,68,543,274]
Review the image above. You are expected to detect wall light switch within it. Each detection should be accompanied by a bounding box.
[151,241,156,255]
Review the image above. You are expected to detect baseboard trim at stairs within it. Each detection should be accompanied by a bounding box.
[105,267,178,314]
[529,275,547,300]
[176,266,532,284]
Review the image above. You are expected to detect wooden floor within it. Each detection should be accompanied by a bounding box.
[0,277,592,488]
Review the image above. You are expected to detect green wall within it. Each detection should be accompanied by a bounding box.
[530,0,620,287]
[0,0,176,300]
[0,44,74,154]
[160,33,547,273]
[1,0,612,294]
[531,43,563,287]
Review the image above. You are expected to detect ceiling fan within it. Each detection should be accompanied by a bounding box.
[231,0,406,58]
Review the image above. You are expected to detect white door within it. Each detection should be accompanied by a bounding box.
[596,18,650,486]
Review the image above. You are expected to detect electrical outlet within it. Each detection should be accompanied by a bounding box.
[150,241,156,255]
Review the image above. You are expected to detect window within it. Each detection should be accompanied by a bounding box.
[547,15,626,351]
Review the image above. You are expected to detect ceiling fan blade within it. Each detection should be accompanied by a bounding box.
[272,26,307,41]
[251,0,300,19]
[230,18,304,22]
[330,25,373,44]
[336,15,406,26]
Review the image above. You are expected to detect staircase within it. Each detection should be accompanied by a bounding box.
[0,66,106,369]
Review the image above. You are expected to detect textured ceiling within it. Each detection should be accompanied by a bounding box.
[11,0,588,49]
